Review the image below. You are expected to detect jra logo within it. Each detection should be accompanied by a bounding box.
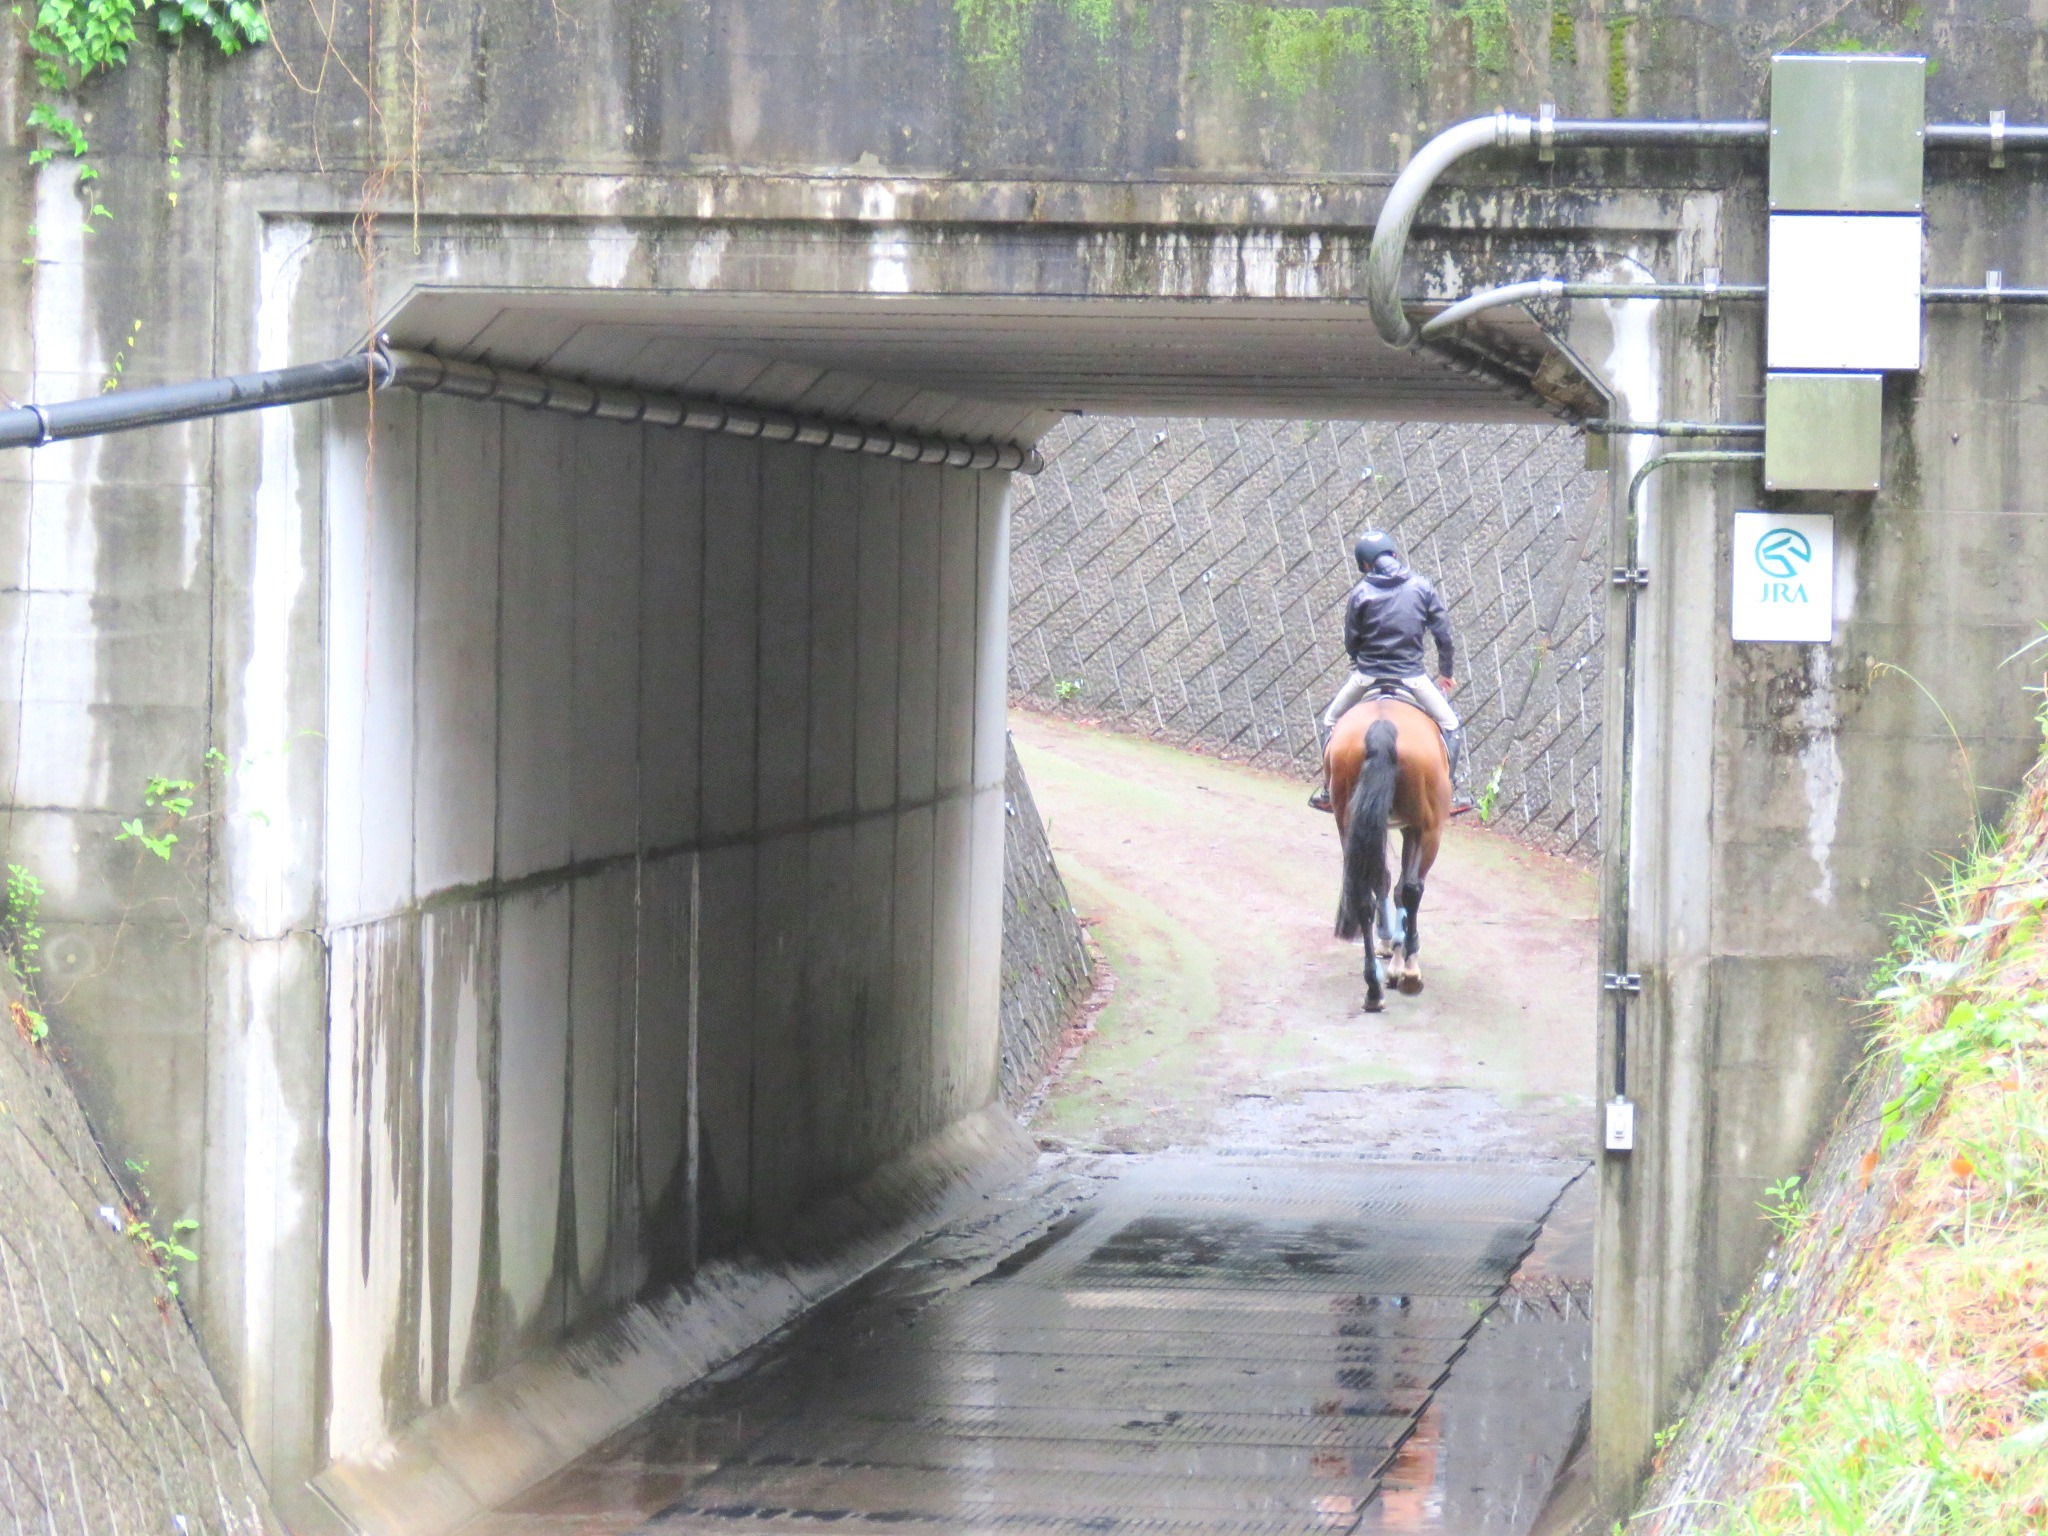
[1732,511,1834,644]
[1755,528,1813,579]
[1755,527,1812,604]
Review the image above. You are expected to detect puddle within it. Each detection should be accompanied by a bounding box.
[471,1154,1592,1535]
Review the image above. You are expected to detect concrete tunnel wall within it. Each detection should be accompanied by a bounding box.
[317,389,1013,1464]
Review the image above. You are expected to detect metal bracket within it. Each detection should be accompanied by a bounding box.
[1538,102,1557,163]
[1602,973,1643,995]
[1609,568,1650,590]
[1986,268,2005,325]
[1991,108,2008,170]
[1699,266,1721,325]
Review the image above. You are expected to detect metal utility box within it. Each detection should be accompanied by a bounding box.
[1764,372,1884,491]
[1766,213,1924,372]
[1770,54,1927,213]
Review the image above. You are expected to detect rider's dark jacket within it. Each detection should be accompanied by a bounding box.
[1342,558,1455,680]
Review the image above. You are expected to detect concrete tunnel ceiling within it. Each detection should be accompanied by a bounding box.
[376,289,1575,437]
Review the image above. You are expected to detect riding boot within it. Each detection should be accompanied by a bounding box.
[1444,727,1475,815]
[1309,720,1334,812]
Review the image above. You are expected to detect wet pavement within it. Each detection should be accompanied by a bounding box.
[464,721,1597,1535]
[468,1153,1591,1536]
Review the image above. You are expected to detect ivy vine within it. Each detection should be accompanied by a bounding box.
[16,0,267,230]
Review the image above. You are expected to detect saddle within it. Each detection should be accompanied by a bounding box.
[1358,678,1426,714]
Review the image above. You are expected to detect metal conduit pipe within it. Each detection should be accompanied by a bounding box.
[1418,279,1768,338]
[1367,114,1768,347]
[0,346,1045,474]
[1924,285,2048,303]
[377,347,1045,474]
[1584,420,1763,437]
[1372,113,2048,350]
[1607,448,1763,1101]
[1926,122,2048,152]
[1425,279,2048,340]
[0,351,387,449]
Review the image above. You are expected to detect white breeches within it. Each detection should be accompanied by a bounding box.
[1320,672,1460,736]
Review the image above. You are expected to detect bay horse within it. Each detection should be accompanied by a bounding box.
[1326,694,1451,1013]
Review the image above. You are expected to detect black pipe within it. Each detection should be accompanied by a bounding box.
[1926,123,2048,151]
[1550,120,1769,148]
[0,352,385,450]
[1924,285,2048,303]
[1584,420,1763,437]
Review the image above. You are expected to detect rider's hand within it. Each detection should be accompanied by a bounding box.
[1438,675,1456,695]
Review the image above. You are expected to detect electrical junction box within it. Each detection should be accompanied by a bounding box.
[1763,54,1926,493]
[1764,372,1882,492]
[1770,53,1926,213]
[1604,1097,1635,1153]
[1767,214,1924,372]
[1731,510,1836,643]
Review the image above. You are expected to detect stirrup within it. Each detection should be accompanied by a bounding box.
[1308,784,1333,813]
[1449,795,1476,817]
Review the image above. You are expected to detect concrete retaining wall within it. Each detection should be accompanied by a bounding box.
[0,977,279,1536]
[1010,417,1607,857]
[998,736,1092,1107]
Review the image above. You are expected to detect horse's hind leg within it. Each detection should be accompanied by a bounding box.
[1363,878,1388,1013]
[1396,829,1426,996]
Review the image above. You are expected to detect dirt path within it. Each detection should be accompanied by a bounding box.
[1014,711,1599,1161]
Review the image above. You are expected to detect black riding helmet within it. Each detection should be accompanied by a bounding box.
[1353,529,1399,572]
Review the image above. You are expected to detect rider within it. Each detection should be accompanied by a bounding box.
[1308,529,1472,814]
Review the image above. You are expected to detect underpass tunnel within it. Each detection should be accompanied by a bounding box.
[308,284,1582,1524]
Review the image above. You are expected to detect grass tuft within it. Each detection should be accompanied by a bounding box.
[1699,711,2048,1534]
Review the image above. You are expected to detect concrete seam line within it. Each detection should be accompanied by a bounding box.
[377,346,1045,475]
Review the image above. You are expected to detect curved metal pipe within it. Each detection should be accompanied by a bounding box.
[1369,115,1772,348]
[1371,110,2048,354]
[1608,448,1762,1100]
[1418,280,1768,338]
[1369,113,1533,347]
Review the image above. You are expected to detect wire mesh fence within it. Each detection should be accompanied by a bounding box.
[1009,417,1609,860]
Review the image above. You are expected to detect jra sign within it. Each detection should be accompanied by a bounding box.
[1731,511,1835,643]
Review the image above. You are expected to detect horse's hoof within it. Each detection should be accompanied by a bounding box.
[1364,998,1385,1014]
[1398,973,1424,996]
[1374,942,1393,960]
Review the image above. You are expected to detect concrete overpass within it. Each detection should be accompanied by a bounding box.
[4,3,2045,1528]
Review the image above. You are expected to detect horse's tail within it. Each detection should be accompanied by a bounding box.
[1336,719,1399,941]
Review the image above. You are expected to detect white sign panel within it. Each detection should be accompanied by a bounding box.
[1767,213,1923,372]
[1732,511,1835,643]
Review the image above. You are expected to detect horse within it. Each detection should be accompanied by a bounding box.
[1325,694,1452,1013]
